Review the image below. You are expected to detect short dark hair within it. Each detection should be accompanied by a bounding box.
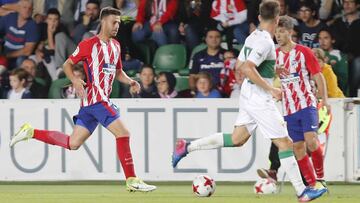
[86,0,100,7]
[10,68,29,86]
[259,0,280,21]
[299,0,318,12]
[205,28,221,37]
[100,7,121,20]
[157,72,177,94]
[139,64,155,74]
[318,27,334,39]
[278,16,294,30]
[47,8,60,17]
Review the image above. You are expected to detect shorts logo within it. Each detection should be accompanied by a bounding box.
[72,46,80,57]
[311,125,317,129]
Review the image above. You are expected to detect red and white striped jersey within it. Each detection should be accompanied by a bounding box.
[276,44,320,116]
[69,36,122,107]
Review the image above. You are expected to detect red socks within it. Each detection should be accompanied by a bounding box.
[311,146,324,179]
[33,130,137,179]
[116,136,136,179]
[297,155,316,186]
[33,129,70,149]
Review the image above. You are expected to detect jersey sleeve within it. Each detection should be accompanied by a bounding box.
[303,46,321,75]
[115,41,122,70]
[68,41,87,64]
[246,40,272,67]
[237,46,246,62]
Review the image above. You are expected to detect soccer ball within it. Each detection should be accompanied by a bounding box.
[192,175,216,197]
[253,178,277,194]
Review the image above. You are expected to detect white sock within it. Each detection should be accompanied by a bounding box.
[187,132,224,152]
[280,153,306,196]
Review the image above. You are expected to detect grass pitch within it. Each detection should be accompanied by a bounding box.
[0,182,359,203]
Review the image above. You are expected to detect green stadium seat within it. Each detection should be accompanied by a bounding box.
[125,70,137,77]
[153,44,187,73]
[48,78,71,99]
[135,42,152,64]
[134,40,157,64]
[178,68,190,76]
[175,76,189,92]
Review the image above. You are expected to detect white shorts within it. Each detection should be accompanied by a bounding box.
[234,80,289,139]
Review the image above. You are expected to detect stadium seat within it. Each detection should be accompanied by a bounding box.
[175,76,189,92]
[152,44,187,73]
[48,78,71,99]
[134,42,152,64]
[134,41,157,64]
[125,70,137,77]
[178,69,190,76]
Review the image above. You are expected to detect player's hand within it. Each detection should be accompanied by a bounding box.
[132,22,143,32]
[72,78,86,99]
[129,80,141,95]
[320,99,331,115]
[270,87,282,101]
[153,22,163,32]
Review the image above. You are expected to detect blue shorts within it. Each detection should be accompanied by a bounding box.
[284,106,318,143]
[73,102,120,134]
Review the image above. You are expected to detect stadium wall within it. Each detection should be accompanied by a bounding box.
[0,99,359,182]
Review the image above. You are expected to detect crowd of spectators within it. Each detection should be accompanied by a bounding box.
[0,0,359,100]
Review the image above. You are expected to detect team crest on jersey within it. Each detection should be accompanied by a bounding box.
[102,63,116,74]
[72,46,80,57]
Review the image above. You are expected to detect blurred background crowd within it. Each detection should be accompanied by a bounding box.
[0,0,359,99]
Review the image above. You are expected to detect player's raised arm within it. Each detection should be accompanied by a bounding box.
[63,59,86,99]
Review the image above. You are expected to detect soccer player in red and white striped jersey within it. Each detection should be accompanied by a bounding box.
[275,16,331,189]
[10,7,156,192]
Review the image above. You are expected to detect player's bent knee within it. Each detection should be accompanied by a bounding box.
[306,141,318,151]
[273,137,293,151]
[231,131,250,147]
[293,142,304,150]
